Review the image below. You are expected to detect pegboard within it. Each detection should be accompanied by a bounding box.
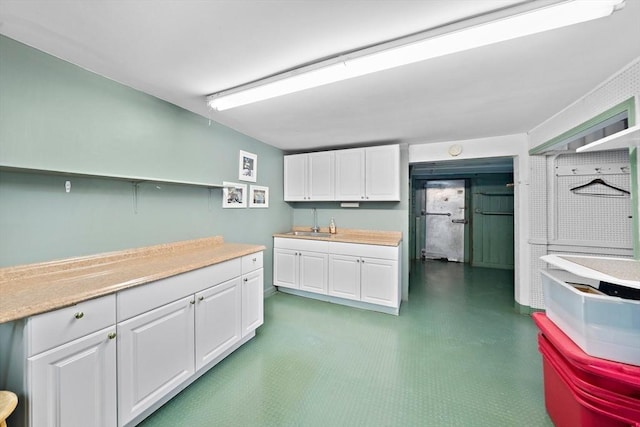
[529,244,548,309]
[552,151,631,247]
[530,59,640,148]
[529,156,548,240]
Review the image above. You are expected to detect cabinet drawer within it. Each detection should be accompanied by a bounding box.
[274,237,329,252]
[28,294,116,356]
[118,259,241,322]
[328,242,399,259]
[242,251,263,274]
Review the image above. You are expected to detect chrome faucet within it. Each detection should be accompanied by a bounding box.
[311,208,320,233]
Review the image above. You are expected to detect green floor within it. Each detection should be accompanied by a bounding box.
[139,260,553,426]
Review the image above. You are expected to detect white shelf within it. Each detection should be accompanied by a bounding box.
[576,125,640,153]
[0,164,224,188]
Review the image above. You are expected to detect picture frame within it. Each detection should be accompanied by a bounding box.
[238,150,257,182]
[222,181,247,208]
[249,185,269,208]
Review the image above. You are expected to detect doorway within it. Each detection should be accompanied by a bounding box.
[410,158,515,269]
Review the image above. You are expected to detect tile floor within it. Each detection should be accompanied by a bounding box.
[139,260,553,426]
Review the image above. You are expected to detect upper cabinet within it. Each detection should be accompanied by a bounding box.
[284,152,335,201]
[285,144,400,202]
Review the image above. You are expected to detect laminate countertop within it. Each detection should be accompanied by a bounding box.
[272,227,402,247]
[0,237,265,323]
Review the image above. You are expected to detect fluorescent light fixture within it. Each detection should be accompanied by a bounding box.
[207,0,624,111]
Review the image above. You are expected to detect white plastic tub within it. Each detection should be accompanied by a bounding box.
[541,269,640,366]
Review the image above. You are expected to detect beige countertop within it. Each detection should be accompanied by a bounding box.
[273,227,402,247]
[0,236,265,323]
[542,254,639,289]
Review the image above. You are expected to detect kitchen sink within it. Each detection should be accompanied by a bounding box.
[286,231,332,237]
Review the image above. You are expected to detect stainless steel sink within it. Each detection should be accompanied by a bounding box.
[286,231,332,237]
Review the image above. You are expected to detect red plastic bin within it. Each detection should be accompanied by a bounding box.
[539,334,640,426]
[533,312,640,397]
[533,312,640,426]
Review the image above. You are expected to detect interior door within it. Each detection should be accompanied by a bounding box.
[423,180,466,262]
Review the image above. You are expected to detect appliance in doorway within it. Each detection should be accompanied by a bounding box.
[422,180,467,262]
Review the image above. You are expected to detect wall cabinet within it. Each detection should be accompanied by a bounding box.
[335,145,401,201]
[0,251,264,427]
[284,152,334,201]
[274,238,400,313]
[284,144,400,202]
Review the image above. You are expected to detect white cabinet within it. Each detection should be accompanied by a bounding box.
[242,269,264,336]
[284,152,334,201]
[274,238,401,314]
[328,254,361,301]
[335,144,400,201]
[29,326,117,427]
[273,238,329,294]
[195,277,242,370]
[0,294,119,427]
[0,251,265,427]
[241,252,264,337]
[117,296,195,426]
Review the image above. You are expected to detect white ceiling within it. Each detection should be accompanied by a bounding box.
[1,0,639,152]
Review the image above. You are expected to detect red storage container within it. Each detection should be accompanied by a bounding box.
[533,312,640,427]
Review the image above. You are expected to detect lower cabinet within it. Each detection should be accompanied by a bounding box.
[117,296,196,426]
[274,238,400,313]
[0,251,264,427]
[28,326,117,427]
[195,277,242,370]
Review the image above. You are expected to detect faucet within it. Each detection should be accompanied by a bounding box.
[311,208,320,233]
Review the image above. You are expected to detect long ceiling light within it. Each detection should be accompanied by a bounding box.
[207,0,625,111]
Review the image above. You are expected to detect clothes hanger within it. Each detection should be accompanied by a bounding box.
[570,178,630,196]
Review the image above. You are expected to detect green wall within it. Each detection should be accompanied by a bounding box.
[0,35,291,288]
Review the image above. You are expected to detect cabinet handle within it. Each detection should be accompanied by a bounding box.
[108,332,117,340]
[190,300,196,305]
[357,259,360,263]
[361,196,365,199]
[252,257,257,262]
[362,259,365,263]
[244,278,248,282]
[74,312,84,319]
[198,296,204,302]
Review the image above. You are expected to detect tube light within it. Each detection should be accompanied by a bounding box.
[207,0,624,111]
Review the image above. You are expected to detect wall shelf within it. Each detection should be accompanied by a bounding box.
[576,125,640,153]
[0,164,224,188]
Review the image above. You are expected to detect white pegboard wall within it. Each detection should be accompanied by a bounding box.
[529,156,548,240]
[529,244,548,309]
[529,58,640,148]
[552,151,631,247]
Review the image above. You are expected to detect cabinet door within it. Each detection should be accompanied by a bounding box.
[284,154,308,201]
[328,254,361,301]
[117,296,195,426]
[242,269,264,337]
[335,148,365,201]
[360,257,398,308]
[29,326,117,427]
[273,248,299,289]
[365,145,400,201]
[308,152,335,200]
[299,251,329,294]
[195,277,242,370]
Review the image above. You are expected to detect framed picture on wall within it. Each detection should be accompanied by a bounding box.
[239,150,257,182]
[222,181,247,208]
[249,185,269,208]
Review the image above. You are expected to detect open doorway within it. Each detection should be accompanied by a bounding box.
[410,157,514,269]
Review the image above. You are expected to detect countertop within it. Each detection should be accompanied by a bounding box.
[272,226,402,247]
[0,236,265,323]
[541,254,640,289]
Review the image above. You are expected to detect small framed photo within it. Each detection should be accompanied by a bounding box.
[249,185,269,208]
[222,182,247,208]
[239,150,257,182]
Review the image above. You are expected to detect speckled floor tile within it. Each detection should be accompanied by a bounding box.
[139,260,552,426]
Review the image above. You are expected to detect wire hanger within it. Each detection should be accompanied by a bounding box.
[570,178,630,197]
